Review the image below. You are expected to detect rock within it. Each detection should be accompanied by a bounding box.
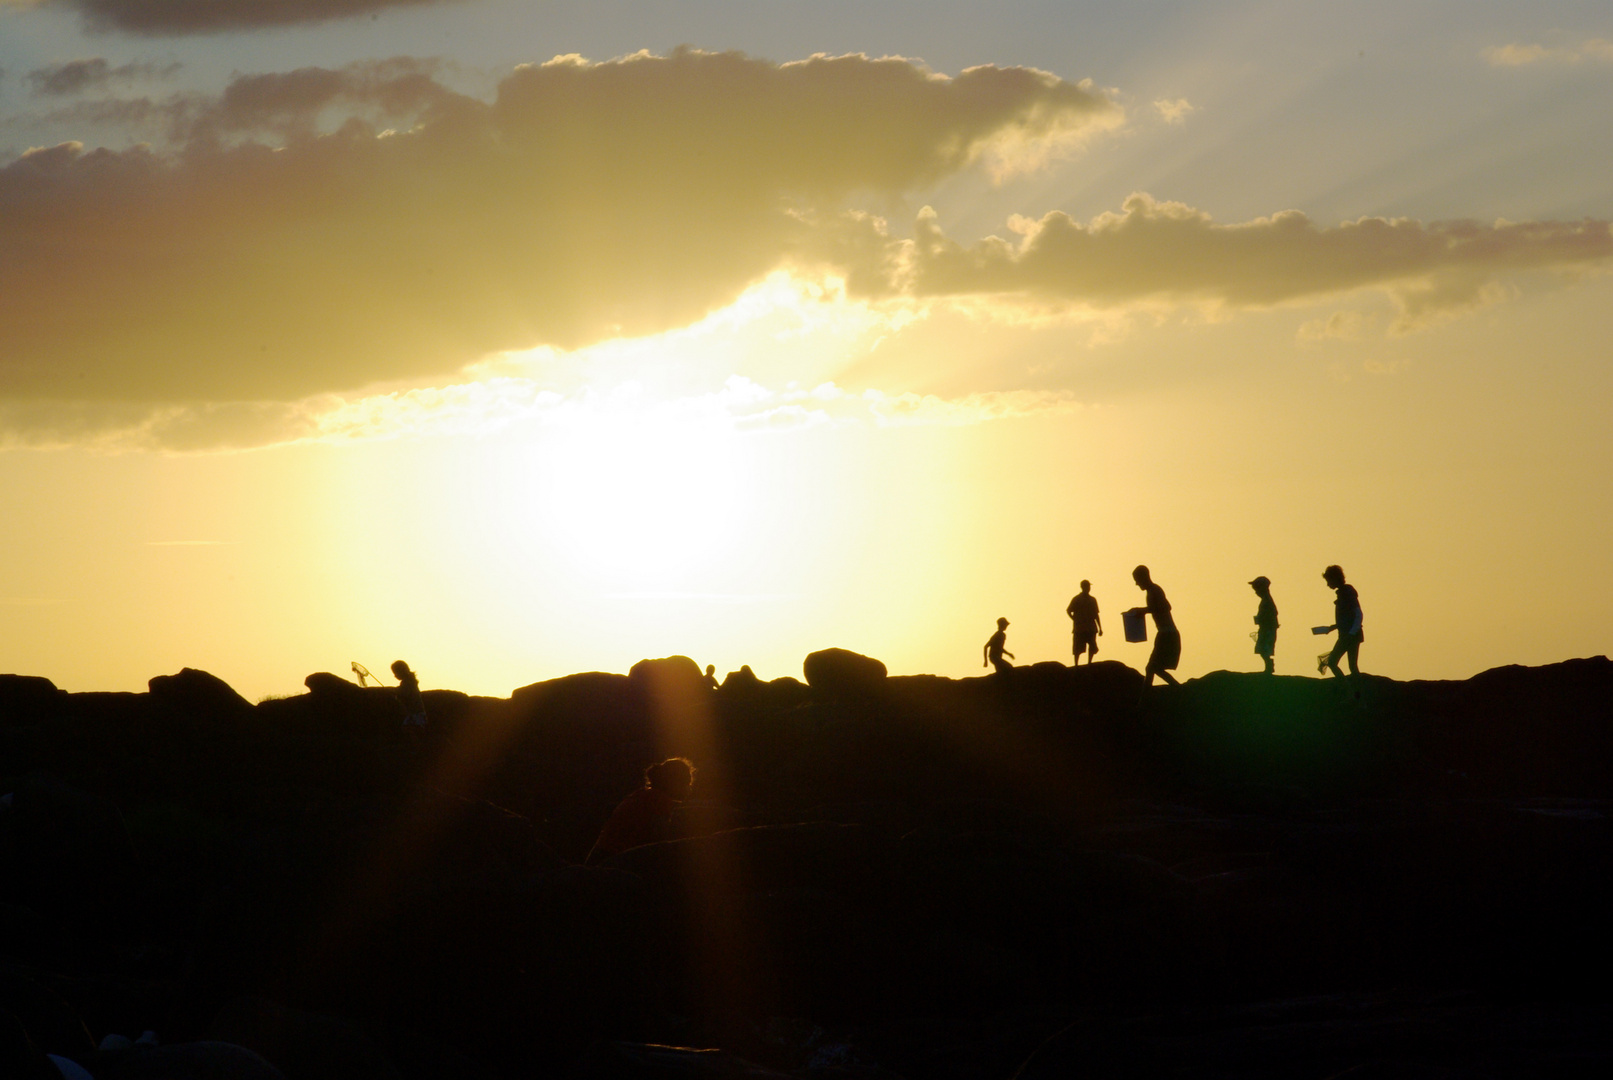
[0,1009,64,1080]
[629,655,711,713]
[147,668,254,721]
[802,649,887,702]
[0,776,136,921]
[0,972,96,1060]
[569,1041,797,1079]
[209,998,401,1080]
[302,671,365,700]
[93,1041,287,1080]
[718,665,763,696]
[0,675,62,726]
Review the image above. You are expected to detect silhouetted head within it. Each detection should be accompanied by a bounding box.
[1132,564,1152,588]
[390,660,414,682]
[997,617,1009,629]
[1323,565,1346,588]
[1080,580,1091,593]
[1249,575,1271,594]
[705,664,715,676]
[645,757,695,799]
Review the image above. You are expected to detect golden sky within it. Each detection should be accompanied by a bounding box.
[2,1,1610,698]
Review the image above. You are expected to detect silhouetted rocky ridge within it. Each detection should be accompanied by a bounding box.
[3,654,1611,1078]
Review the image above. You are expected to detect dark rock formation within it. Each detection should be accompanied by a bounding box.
[802,648,887,702]
[148,668,254,722]
[1,654,1611,1078]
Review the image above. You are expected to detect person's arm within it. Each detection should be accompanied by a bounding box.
[983,641,990,667]
[1004,649,1015,660]
[1067,598,1078,620]
[1096,612,1103,635]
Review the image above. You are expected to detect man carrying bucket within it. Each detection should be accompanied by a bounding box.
[1126,565,1181,686]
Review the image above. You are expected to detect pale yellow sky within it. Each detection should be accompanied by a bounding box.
[1,3,1609,698]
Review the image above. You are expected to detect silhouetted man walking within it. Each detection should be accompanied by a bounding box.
[1127,565,1180,686]
[1320,564,1363,677]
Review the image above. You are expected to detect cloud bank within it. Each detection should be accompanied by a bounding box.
[0,50,1117,406]
[851,195,1613,331]
[1483,39,1613,66]
[3,0,454,34]
[4,48,1612,451]
[27,57,180,96]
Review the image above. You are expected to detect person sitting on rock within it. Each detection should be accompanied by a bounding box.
[983,617,1015,676]
[392,660,426,729]
[587,757,696,863]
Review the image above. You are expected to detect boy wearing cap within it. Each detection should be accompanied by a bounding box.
[1250,577,1278,675]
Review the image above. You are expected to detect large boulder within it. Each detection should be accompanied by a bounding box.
[0,776,136,920]
[802,649,887,702]
[0,675,61,726]
[147,668,254,721]
[629,655,714,752]
[0,1010,57,1080]
[93,1041,287,1080]
[629,655,710,705]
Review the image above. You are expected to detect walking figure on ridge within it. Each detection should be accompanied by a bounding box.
[1250,576,1279,675]
[984,617,1015,676]
[1067,580,1103,666]
[1319,565,1364,678]
[1126,565,1180,686]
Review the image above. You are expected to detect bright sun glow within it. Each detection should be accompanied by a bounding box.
[535,398,748,585]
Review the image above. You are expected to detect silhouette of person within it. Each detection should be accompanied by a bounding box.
[983,617,1015,675]
[1250,576,1278,675]
[1320,565,1363,677]
[391,660,427,728]
[1067,580,1103,665]
[704,664,720,691]
[1126,565,1180,686]
[587,757,696,863]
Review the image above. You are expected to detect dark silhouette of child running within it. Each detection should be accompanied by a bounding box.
[983,617,1015,675]
[587,757,696,864]
[1126,565,1180,686]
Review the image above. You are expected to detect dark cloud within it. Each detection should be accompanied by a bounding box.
[0,50,1117,409]
[28,57,179,96]
[26,0,456,35]
[849,194,1613,329]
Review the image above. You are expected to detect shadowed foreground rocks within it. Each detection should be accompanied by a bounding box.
[2,657,1611,1078]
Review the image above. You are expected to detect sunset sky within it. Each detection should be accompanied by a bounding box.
[2,0,1610,700]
